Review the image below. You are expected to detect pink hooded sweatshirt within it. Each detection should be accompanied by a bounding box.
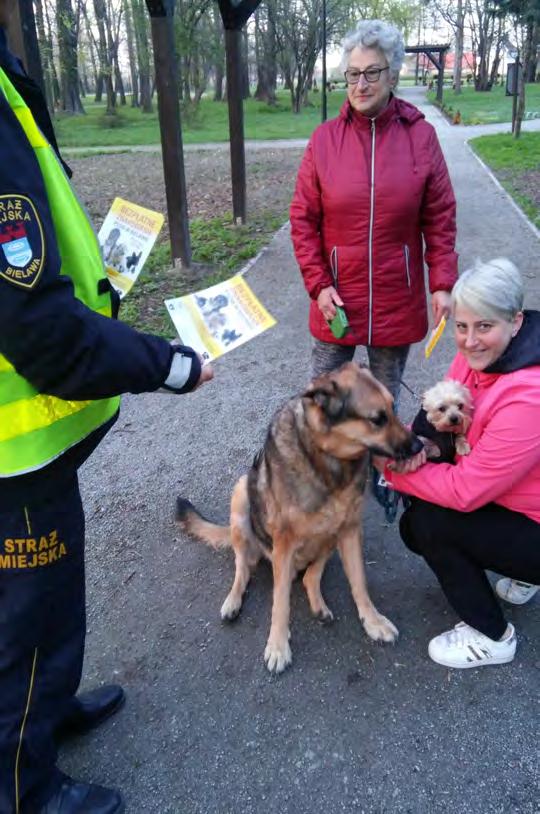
[386,311,540,523]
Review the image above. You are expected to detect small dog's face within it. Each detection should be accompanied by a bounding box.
[422,380,473,434]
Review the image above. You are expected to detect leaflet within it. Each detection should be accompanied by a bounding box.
[165,275,276,362]
[98,197,164,298]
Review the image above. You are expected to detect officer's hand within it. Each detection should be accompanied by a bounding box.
[194,354,214,389]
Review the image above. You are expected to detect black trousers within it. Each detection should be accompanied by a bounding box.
[399,499,540,640]
[0,476,86,813]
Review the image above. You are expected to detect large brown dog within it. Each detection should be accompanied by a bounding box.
[177,362,422,674]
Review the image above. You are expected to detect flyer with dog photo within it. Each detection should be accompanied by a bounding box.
[164,275,276,362]
[98,197,164,298]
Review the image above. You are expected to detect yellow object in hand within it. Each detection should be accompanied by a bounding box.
[425,315,447,359]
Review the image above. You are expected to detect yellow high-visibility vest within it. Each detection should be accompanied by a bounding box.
[0,67,120,477]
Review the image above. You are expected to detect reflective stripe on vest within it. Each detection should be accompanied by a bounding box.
[0,68,120,477]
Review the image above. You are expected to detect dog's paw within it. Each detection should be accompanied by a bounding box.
[314,606,334,624]
[363,613,399,643]
[455,437,471,455]
[220,594,242,621]
[264,639,292,673]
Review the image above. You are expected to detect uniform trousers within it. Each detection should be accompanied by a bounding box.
[399,498,540,640]
[0,476,85,813]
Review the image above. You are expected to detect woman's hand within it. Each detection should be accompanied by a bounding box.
[387,448,427,474]
[371,455,389,474]
[372,449,427,476]
[317,286,344,322]
[431,290,452,325]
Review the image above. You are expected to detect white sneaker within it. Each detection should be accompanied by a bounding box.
[495,578,539,605]
[428,622,516,669]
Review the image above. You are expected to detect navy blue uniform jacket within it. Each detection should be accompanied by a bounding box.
[0,34,178,508]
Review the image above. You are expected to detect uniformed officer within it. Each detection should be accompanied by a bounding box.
[0,3,213,812]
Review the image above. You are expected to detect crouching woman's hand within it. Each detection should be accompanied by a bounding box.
[372,448,427,476]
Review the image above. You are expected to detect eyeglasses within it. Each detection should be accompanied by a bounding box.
[344,67,390,85]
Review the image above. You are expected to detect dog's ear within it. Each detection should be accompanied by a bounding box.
[305,380,345,420]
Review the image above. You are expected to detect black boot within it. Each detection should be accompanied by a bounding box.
[37,778,125,813]
[57,685,125,739]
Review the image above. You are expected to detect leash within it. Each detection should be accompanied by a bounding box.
[400,378,419,400]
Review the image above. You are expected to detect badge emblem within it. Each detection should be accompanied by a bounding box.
[0,195,45,289]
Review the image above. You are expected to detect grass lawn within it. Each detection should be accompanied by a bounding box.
[55,89,349,148]
[469,132,540,228]
[428,83,540,125]
[120,213,286,336]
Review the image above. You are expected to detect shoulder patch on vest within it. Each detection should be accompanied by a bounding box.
[0,195,45,289]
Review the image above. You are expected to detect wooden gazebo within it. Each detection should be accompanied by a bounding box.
[405,44,450,103]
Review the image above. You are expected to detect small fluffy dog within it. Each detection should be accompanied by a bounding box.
[412,379,473,463]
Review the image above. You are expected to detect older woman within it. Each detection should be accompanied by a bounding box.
[377,258,540,669]
[290,19,457,398]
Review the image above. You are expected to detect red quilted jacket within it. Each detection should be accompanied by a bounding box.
[290,95,458,346]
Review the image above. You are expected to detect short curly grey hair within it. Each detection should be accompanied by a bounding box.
[452,258,524,321]
[341,20,405,79]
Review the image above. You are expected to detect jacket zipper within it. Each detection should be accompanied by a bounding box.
[403,244,411,288]
[368,119,376,344]
[330,245,338,288]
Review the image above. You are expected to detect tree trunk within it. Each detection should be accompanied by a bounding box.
[253,5,277,104]
[488,17,504,90]
[214,60,224,100]
[241,28,250,99]
[524,21,538,83]
[123,0,139,105]
[292,64,303,113]
[525,22,540,82]
[453,0,464,95]
[43,0,61,106]
[93,0,116,112]
[56,0,85,113]
[95,74,103,101]
[107,6,125,106]
[473,8,501,92]
[33,0,55,110]
[114,56,126,104]
[191,48,208,106]
[83,10,99,95]
[131,0,152,112]
[212,5,225,101]
[182,55,192,101]
[514,51,525,139]
[80,68,88,96]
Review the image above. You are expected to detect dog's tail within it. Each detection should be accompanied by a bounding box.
[176,497,231,549]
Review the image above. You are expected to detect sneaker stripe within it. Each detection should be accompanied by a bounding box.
[468,645,487,661]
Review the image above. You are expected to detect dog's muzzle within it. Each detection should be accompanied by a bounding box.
[394,434,424,460]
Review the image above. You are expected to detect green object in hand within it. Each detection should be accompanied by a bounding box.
[327,305,349,339]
